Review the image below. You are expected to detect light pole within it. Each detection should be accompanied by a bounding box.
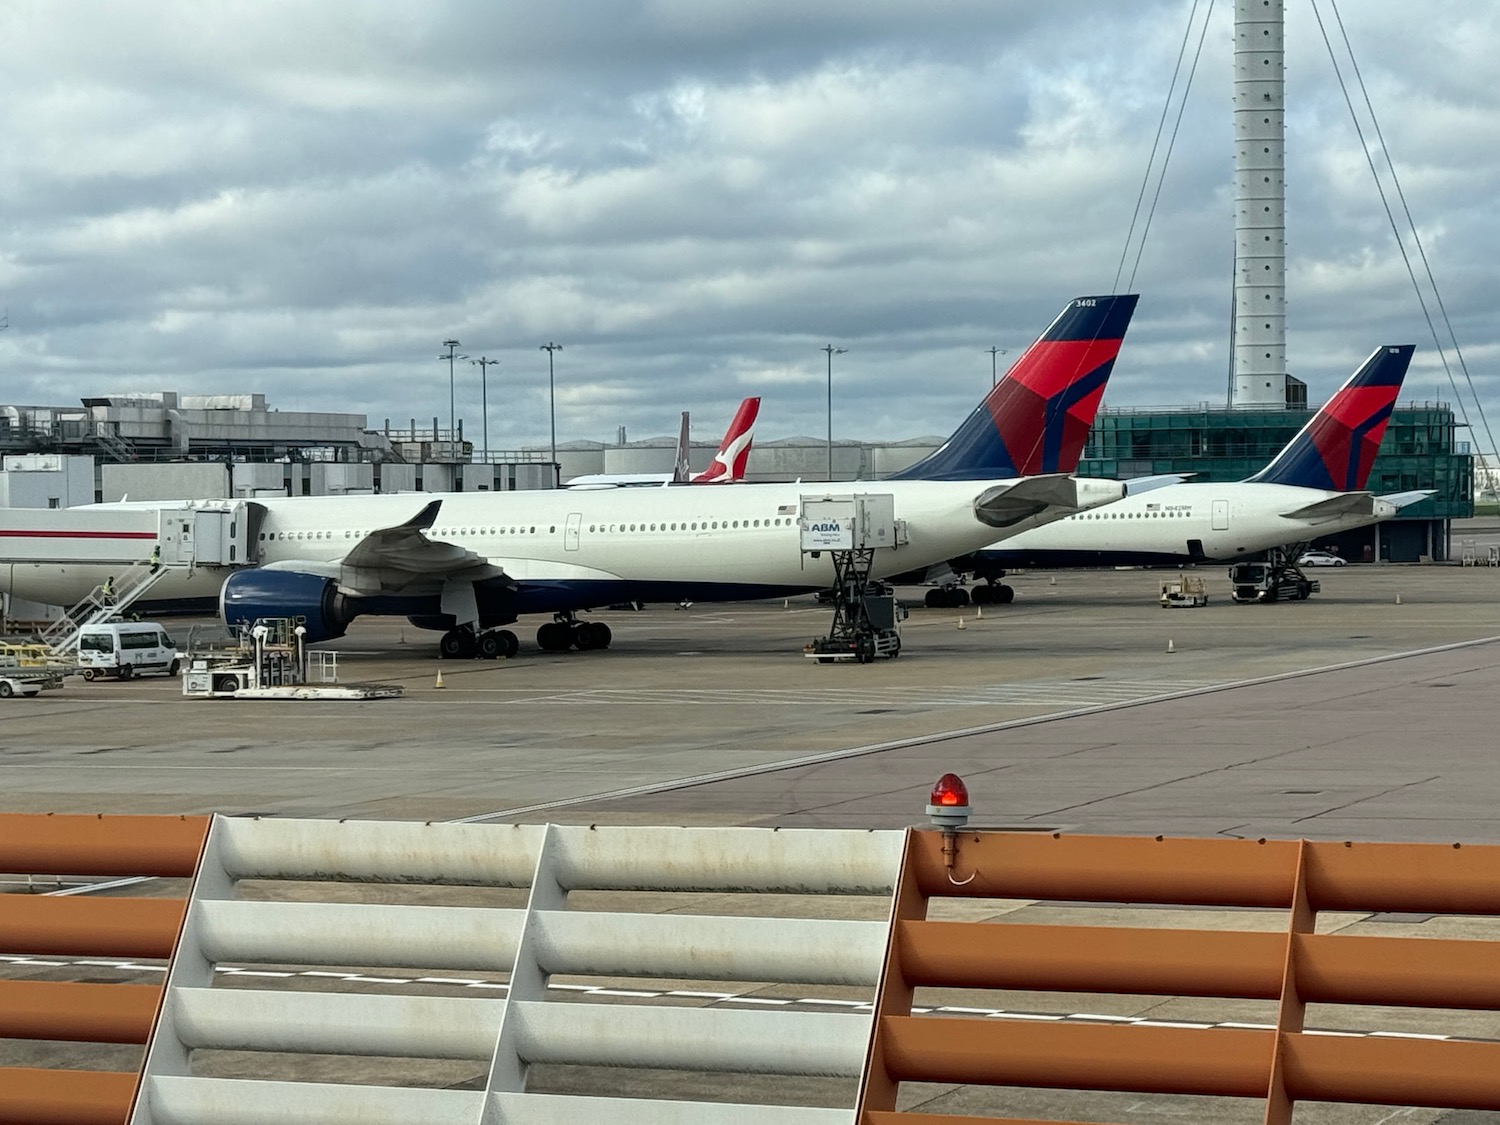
[821,344,846,480]
[439,339,466,439]
[987,346,1008,388]
[540,342,562,484]
[471,356,500,459]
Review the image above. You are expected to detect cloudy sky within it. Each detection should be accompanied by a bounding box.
[2,1,1496,453]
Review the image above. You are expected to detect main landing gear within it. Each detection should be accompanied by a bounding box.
[970,581,1014,606]
[923,580,1013,608]
[439,626,520,660]
[537,614,613,653]
[439,614,614,658]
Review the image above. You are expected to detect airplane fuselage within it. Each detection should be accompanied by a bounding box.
[970,481,1397,569]
[0,478,1122,619]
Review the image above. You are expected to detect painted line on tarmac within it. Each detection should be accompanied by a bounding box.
[0,952,1467,1043]
[458,634,1500,822]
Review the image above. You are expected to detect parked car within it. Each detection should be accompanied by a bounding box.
[1297,550,1347,567]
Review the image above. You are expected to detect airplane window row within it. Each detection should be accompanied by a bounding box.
[1071,509,1191,520]
[261,530,360,541]
[435,527,546,536]
[587,518,792,533]
[259,518,796,542]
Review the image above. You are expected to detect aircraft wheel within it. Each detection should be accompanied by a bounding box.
[571,622,598,651]
[593,622,612,649]
[477,633,502,660]
[495,630,519,658]
[995,584,1015,604]
[970,585,992,605]
[537,622,573,651]
[924,589,943,609]
[439,629,474,659]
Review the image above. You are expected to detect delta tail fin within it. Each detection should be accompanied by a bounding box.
[888,294,1139,481]
[1246,344,1414,490]
[691,396,760,483]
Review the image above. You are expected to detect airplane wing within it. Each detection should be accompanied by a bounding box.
[1279,493,1381,521]
[263,498,503,596]
[974,474,1124,528]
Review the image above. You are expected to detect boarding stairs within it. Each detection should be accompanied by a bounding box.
[38,558,175,655]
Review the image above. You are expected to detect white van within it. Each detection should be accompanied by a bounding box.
[76,622,182,680]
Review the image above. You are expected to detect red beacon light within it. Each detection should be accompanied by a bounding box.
[926,772,970,830]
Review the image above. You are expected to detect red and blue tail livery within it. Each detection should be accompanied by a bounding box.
[889,294,1139,481]
[1247,344,1414,491]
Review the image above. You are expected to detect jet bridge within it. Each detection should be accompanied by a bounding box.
[800,493,907,663]
[155,500,263,568]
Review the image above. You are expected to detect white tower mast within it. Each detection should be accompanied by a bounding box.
[1232,0,1289,408]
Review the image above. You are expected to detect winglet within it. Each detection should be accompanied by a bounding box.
[1248,345,1414,490]
[692,396,761,483]
[889,295,1139,481]
[403,499,443,530]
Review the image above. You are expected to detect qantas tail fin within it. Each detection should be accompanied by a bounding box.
[1246,345,1414,490]
[691,396,760,483]
[888,294,1139,481]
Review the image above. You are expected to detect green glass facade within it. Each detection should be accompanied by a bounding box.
[1075,403,1473,561]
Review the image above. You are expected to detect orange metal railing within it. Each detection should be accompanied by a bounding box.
[0,814,209,1125]
[857,831,1500,1124]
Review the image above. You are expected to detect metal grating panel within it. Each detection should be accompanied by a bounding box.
[857,831,1500,1123]
[131,818,905,1124]
[0,813,209,1125]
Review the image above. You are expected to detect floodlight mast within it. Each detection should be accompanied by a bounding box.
[822,344,847,480]
[439,339,467,440]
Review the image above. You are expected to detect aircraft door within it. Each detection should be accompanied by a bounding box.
[1211,499,1229,531]
[564,512,582,552]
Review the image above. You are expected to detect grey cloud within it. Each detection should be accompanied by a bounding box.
[0,0,1496,453]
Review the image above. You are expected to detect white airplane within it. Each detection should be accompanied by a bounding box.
[565,397,760,488]
[940,344,1423,604]
[0,295,1140,656]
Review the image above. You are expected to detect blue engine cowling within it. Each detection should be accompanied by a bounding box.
[220,569,352,643]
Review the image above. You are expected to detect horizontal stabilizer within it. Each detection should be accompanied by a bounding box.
[1379,489,1436,510]
[974,474,1124,528]
[1125,473,1195,495]
[1280,492,1378,522]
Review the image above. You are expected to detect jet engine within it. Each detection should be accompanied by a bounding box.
[219,569,353,643]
